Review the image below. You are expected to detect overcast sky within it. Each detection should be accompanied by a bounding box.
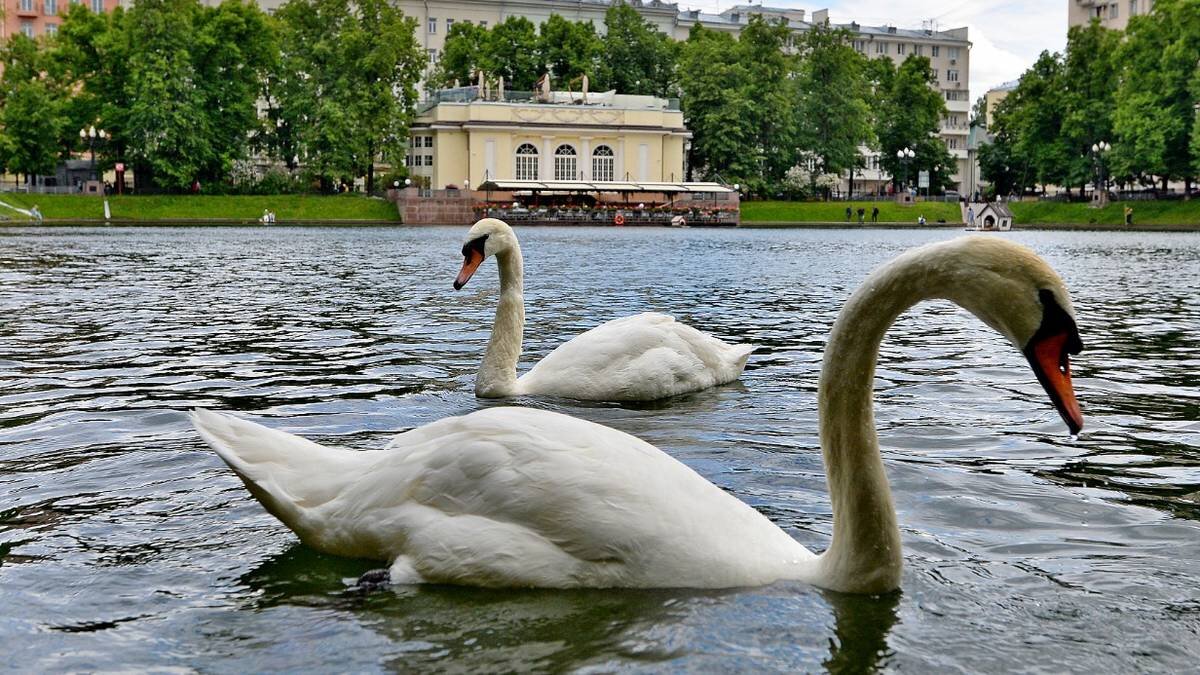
[677,0,1070,100]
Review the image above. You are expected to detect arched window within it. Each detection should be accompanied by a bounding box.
[592,145,615,182]
[515,143,539,180]
[553,144,577,181]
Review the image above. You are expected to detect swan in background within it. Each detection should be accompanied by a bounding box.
[192,236,1084,593]
[452,218,754,401]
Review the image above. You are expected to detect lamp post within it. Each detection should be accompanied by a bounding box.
[79,125,106,183]
[1091,141,1111,208]
[896,146,915,193]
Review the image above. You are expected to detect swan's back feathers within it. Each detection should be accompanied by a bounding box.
[519,312,755,400]
[196,406,812,588]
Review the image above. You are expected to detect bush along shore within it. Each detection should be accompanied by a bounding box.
[0,194,402,224]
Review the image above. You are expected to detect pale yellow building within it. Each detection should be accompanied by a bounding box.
[984,80,1018,129]
[406,90,689,189]
[1068,0,1155,30]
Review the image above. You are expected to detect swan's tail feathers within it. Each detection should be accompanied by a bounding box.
[729,343,756,374]
[191,409,361,539]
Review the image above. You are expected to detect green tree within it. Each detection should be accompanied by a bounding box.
[538,15,601,86]
[273,0,422,191]
[0,35,66,184]
[872,55,954,191]
[1059,21,1121,192]
[678,25,755,183]
[1112,0,1200,190]
[599,1,675,96]
[990,51,1070,192]
[432,20,489,88]
[795,21,873,195]
[485,16,543,90]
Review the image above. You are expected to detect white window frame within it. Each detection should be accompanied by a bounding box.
[947,69,959,82]
[44,22,57,34]
[592,145,615,182]
[931,45,940,57]
[515,143,539,180]
[20,21,34,37]
[428,16,436,33]
[553,144,577,181]
[90,0,101,12]
[19,0,33,11]
[45,0,57,15]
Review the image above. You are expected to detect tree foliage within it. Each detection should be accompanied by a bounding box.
[0,35,66,182]
[598,2,676,97]
[795,22,874,192]
[872,55,954,191]
[272,0,422,191]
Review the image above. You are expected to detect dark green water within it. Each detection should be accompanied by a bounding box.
[1,226,1197,672]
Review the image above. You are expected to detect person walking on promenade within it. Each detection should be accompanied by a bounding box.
[857,207,865,224]
[871,206,879,223]
[967,206,975,228]
[845,206,852,222]
[1124,206,1133,225]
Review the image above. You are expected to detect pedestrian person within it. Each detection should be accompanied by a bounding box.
[857,207,865,224]
[845,206,852,222]
[30,204,43,223]
[1124,206,1133,225]
[871,206,879,223]
[918,214,927,225]
[967,206,975,227]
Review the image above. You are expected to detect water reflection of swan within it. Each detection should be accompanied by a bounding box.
[453,218,754,401]
[193,237,1083,593]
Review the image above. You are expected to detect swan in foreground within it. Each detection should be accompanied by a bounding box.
[452,218,754,400]
[193,236,1083,593]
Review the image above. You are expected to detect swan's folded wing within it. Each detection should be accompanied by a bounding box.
[520,312,755,400]
[335,406,805,587]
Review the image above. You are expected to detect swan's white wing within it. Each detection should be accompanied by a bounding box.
[518,312,755,401]
[195,407,811,588]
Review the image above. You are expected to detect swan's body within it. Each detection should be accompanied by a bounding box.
[454,219,753,400]
[194,236,1084,593]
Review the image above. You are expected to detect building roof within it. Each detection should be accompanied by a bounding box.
[980,202,1013,218]
[478,179,734,193]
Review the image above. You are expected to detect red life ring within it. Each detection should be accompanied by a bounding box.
[613,213,626,226]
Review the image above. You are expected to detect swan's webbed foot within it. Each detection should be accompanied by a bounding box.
[356,568,392,590]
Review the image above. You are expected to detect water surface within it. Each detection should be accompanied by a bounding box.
[1,226,1198,671]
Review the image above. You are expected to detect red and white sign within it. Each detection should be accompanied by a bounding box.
[115,163,125,172]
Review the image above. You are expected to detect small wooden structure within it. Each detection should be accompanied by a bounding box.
[970,203,1013,231]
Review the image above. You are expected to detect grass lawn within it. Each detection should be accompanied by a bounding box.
[0,193,401,222]
[1009,200,1200,226]
[741,200,962,224]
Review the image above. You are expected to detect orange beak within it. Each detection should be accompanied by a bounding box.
[1025,329,1084,434]
[454,247,485,290]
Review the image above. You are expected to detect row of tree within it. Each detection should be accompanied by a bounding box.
[1,0,954,195]
[980,0,1200,195]
[0,0,421,192]
[438,11,955,196]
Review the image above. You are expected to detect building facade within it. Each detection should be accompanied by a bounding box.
[2,0,118,41]
[407,89,689,189]
[1068,0,1155,30]
[393,0,973,192]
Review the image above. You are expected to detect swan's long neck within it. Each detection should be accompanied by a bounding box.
[814,251,940,594]
[476,245,524,397]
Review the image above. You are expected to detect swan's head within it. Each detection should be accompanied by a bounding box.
[454,218,518,290]
[925,237,1084,434]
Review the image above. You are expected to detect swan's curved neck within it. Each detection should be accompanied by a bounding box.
[815,251,942,593]
[476,244,524,397]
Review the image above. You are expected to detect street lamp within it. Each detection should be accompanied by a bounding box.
[79,125,106,182]
[897,147,915,192]
[1091,141,1112,207]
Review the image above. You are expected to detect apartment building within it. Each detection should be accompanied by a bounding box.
[1068,0,1155,30]
[1,0,119,40]
[393,0,973,192]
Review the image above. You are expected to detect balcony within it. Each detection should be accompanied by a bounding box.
[15,1,39,16]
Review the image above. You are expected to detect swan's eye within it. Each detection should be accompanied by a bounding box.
[462,235,489,258]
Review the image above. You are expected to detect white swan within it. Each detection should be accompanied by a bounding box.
[192,236,1084,593]
[452,218,754,400]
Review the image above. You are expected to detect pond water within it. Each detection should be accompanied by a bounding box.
[1,226,1198,672]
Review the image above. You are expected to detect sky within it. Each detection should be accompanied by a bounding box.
[676,0,1070,99]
